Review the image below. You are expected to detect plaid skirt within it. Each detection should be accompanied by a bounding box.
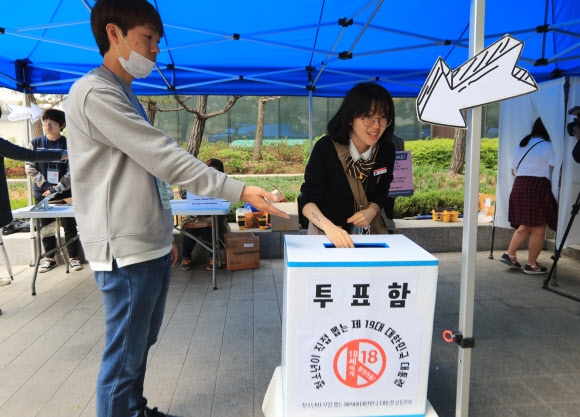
[508,176,557,231]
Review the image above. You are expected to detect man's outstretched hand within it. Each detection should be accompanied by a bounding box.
[241,186,290,219]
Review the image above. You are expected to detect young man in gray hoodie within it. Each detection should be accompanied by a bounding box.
[65,1,287,416]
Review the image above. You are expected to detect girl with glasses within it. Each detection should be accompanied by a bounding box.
[300,82,396,248]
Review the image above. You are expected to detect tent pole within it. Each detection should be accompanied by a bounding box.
[547,75,571,287]
[308,91,313,154]
[24,94,37,266]
[488,213,496,259]
[456,1,485,416]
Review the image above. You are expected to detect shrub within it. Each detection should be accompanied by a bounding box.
[394,190,466,218]
[406,139,453,169]
[4,159,26,179]
[7,138,499,217]
[406,138,498,170]
[480,139,499,170]
[196,141,308,174]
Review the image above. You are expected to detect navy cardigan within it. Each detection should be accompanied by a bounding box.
[1,138,64,228]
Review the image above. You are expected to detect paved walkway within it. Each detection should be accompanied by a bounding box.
[0,249,579,417]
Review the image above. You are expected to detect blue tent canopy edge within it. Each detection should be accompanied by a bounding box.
[0,0,579,97]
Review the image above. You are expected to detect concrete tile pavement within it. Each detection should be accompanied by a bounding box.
[429,251,580,417]
[0,249,578,417]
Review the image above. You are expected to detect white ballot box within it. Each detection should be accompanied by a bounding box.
[281,235,438,417]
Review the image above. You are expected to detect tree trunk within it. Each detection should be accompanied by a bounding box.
[252,96,281,161]
[145,99,157,125]
[186,96,208,157]
[448,109,468,175]
[252,99,266,161]
[26,94,43,138]
[448,127,466,175]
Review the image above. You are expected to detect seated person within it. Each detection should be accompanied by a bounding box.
[1,106,68,286]
[572,117,580,163]
[181,158,230,271]
[25,109,83,273]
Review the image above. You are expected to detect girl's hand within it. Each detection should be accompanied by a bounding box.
[325,224,354,248]
[347,203,379,227]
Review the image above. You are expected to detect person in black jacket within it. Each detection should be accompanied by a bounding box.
[0,108,68,290]
[572,118,580,163]
[300,82,396,248]
[25,109,82,273]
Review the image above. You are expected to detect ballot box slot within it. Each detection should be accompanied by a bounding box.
[323,242,389,249]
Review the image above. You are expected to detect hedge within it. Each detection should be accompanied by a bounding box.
[406,138,498,170]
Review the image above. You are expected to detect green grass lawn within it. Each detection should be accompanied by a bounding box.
[8,181,30,210]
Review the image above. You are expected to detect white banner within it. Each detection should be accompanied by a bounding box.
[495,77,580,248]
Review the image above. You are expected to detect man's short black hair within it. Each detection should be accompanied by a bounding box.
[42,109,66,130]
[206,158,225,173]
[91,0,164,57]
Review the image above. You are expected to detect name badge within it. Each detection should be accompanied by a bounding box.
[373,167,387,176]
[47,169,59,184]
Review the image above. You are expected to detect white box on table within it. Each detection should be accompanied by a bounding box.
[270,201,299,231]
[281,234,438,417]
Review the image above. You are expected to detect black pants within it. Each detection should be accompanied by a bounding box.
[181,227,212,260]
[384,197,396,220]
[35,198,80,259]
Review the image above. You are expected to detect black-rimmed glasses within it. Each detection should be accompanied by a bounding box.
[42,120,59,128]
[360,116,391,128]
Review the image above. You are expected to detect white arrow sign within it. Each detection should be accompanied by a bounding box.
[6,103,44,123]
[417,35,538,128]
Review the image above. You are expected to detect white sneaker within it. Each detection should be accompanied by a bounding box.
[69,259,83,271]
[39,259,57,273]
[0,277,11,286]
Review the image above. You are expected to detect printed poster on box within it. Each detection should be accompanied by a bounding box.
[287,272,427,417]
[388,151,414,197]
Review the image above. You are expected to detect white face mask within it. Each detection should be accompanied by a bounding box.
[113,27,156,79]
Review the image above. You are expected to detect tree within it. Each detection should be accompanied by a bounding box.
[138,95,188,142]
[139,94,241,156]
[143,97,159,126]
[448,110,467,175]
[252,96,281,161]
[174,95,241,156]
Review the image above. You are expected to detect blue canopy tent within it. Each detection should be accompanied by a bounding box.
[1,1,580,416]
[0,0,579,97]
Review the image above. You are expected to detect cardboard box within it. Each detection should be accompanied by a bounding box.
[225,232,260,270]
[478,193,495,217]
[271,188,286,202]
[270,202,300,231]
[244,211,265,229]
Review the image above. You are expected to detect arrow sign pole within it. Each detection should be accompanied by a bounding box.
[417,34,538,128]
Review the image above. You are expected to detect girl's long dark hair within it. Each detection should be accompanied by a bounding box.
[327,82,395,146]
[520,117,550,147]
